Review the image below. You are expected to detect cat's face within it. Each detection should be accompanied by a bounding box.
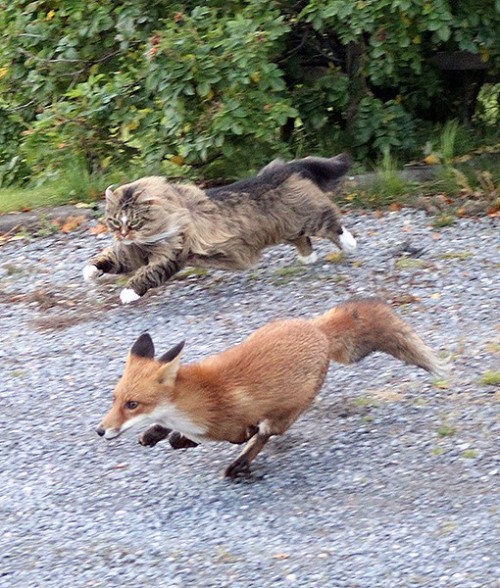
[105,178,185,246]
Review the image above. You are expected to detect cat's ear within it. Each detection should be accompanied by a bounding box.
[157,341,185,385]
[105,184,117,202]
[130,332,155,359]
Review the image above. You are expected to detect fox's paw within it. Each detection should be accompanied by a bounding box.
[139,425,171,447]
[120,288,141,304]
[83,264,102,282]
[224,456,252,479]
[168,431,199,450]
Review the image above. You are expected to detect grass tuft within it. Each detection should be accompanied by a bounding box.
[479,370,500,387]
[437,425,457,437]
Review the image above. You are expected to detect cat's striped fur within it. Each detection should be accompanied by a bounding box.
[84,153,356,303]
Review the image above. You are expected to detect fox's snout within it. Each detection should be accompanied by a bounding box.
[95,424,121,440]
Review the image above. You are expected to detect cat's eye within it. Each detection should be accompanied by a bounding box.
[129,219,142,229]
[108,218,121,229]
[125,400,139,410]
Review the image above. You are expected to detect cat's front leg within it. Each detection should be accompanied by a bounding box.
[120,252,186,304]
[83,244,147,283]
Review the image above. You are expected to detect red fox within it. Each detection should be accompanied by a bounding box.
[96,298,447,478]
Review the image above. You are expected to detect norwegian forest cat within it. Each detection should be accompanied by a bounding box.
[83,153,357,304]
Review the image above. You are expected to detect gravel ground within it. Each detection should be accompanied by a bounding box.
[0,208,498,588]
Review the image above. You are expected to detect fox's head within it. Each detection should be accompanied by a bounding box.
[96,333,185,440]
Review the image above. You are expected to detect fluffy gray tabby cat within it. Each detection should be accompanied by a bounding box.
[83,153,357,304]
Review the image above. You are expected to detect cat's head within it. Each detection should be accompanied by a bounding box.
[104,177,187,245]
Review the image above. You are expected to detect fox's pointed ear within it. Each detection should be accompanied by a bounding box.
[159,340,185,364]
[130,333,155,359]
[156,341,185,386]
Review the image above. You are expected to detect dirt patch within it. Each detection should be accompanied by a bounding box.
[31,312,98,332]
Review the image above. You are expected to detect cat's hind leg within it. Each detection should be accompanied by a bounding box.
[312,207,357,253]
[289,235,318,264]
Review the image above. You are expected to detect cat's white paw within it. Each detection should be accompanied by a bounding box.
[120,288,141,304]
[83,264,102,282]
[339,227,357,253]
[297,251,318,265]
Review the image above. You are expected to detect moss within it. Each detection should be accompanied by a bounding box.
[395,257,431,270]
[431,447,446,456]
[479,370,500,387]
[461,449,478,459]
[273,266,305,277]
[437,425,457,437]
[433,213,456,228]
[173,268,209,280]
[438,251,472,260]
[324,252,345,264]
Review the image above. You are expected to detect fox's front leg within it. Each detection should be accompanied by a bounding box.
[139,428,198,449]
[122,252,186,304]
[168,431,199,449]
[139,424,171,447]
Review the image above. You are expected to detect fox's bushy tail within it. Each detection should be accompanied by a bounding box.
[311,297,448,378]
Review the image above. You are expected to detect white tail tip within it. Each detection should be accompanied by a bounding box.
[339,227,357,253]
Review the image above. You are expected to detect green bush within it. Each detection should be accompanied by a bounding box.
[0,0,498,187]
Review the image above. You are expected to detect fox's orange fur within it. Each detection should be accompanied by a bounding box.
[96,298,447,478]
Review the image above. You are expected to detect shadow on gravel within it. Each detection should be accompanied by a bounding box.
[0,287,117,331]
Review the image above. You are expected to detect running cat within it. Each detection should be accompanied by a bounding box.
[83,154,356,303]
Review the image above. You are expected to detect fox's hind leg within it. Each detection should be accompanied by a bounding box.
[224,429,271,478]
[224,413,302,478]
[289,235,318,264]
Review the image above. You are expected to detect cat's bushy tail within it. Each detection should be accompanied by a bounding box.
[259,153,352,192]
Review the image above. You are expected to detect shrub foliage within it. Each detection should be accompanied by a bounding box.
[0,0,498,185]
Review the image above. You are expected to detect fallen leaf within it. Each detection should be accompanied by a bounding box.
[324,252,344,263]
[114,463,128,469]
[89,223,108,235]
[60,215,87,233]
[430,293,441,299]
[431,232,442,240]
[273,553,290,560]
[75,202,94,209]
[487,203,500,217]
[424,154,440,165]
[392,293,420,305]
[389,202,402,212]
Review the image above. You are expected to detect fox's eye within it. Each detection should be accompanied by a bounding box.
[125,400,138,410]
